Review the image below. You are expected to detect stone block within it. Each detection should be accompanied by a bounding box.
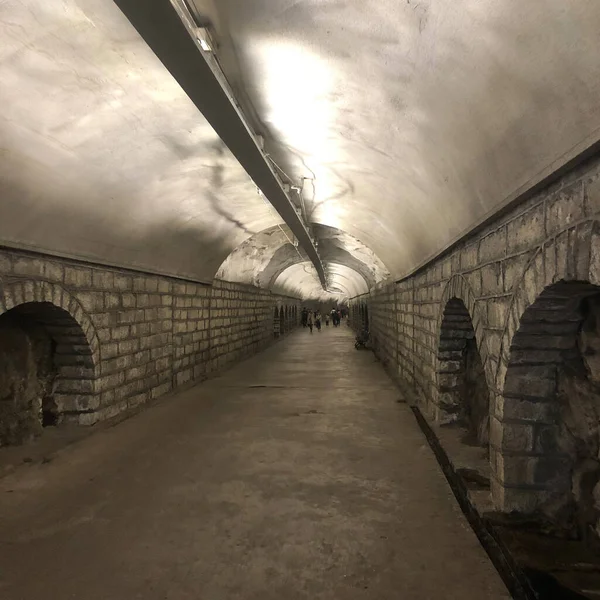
[105,292,121,310]
[546,184,584,235]
[503,364,556,399]
[460,244,478,270]
[585,175,600,216]
[133,277,146,292]
[54,378,95,394]
[100,342,118,359]
[137,294,150,308]
[533,424,562,454]
[12,256,46,278]
[113,274,132,291]
[156,306,173,319]
[590,225,600,285]
[119,339,140,354]
[506,204,545,255]
[75,291,105,313]
[480,262,503,296]
[65,266,92,288]
[496,454,538,487]
[145,278,159,293]
[126,365,147,382]
[92,271,114,289]
[501,422,534,452]
[144,308,158,321]
[486,329,502,358]
[97,328,111,343]
[111,325,130,341]
[0,251,12,275]
[499,396,555,424]
[54,393,101,413]
[479,227,506,263]
[152,382,172,399]
[131,322,151,337]
[45,261,64,282]
[487,297,510,328]
[128,392,150,409]
[572,221,593,282]
[122,293,135,308]
[97,371,126,392]
[555,228,570,280]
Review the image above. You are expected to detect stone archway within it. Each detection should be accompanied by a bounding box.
[434,275,493,433]
[492,220,600,520]
[495,282,600,525]
[0,280,100,444]
[435,297,490,445]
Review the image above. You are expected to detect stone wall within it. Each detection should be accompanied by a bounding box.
[208,280,300,373]
[0,250,300,444]
[350,152,600,522]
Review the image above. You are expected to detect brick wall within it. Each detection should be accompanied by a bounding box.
[208,280,300,373]
[350,152,600,514]
[0,251,300,433]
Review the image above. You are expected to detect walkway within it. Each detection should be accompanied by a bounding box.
[0,325,509,599]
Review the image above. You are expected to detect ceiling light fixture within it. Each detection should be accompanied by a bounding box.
[195,26,213,52]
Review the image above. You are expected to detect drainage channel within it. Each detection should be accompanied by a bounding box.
[410,406,538,600]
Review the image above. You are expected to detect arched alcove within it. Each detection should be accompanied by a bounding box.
[273,306,280,338]
[0,297,98,446]
[279,306,285,335]
[436,298,490,445]
[497,282,600,542]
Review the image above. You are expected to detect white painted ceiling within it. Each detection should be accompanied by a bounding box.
[1,0,599,299]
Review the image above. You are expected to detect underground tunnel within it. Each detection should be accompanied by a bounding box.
[1,0,600,598]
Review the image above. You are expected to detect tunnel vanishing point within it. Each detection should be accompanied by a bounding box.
[1,1,600,598]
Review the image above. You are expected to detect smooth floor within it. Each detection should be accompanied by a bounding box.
[0,325,510,599]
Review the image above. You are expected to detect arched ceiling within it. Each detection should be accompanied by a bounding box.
[1,0,599,300]
[0,0,282,282]
[216,223,387,297]
[211,0,600,279]
[271,262,365,302]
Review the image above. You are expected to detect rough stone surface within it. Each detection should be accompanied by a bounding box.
[0,253,300,438]
[0,313,56,445]
[349,155,600,518]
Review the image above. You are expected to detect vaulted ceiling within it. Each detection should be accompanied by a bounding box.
[1,0,599,300]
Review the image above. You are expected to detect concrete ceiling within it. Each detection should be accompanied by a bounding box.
[0,0,281,283]
[1,0,599,300]
[210,0,600,278]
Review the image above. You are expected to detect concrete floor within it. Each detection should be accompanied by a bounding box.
[0,325,510,599]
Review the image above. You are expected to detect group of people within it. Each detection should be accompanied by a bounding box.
[301,307,344,333]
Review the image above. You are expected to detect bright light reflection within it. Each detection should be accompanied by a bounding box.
[252,40,336,160]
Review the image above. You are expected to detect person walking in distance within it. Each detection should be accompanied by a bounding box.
[315,310,322,331]
[307,310,314,333]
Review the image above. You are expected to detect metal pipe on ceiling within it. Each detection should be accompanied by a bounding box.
[112,0,327,289]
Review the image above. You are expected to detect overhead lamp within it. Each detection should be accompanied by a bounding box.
[195,27,213,52]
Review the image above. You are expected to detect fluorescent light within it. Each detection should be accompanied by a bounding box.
[199,37,211,52]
